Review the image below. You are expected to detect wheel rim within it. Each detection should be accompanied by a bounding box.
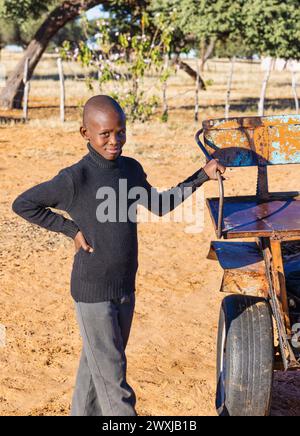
[218,321,227,414]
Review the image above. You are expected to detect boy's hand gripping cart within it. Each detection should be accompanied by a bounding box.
[196,115,300,416]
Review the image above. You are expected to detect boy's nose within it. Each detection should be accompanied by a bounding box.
[109,134,122,147]
[109,134,118,146]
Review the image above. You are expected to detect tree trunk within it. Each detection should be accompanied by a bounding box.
[0,0,105,109]
[201,38,216,72]
[172,55,206,90]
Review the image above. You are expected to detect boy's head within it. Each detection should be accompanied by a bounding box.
[80,95,126,161]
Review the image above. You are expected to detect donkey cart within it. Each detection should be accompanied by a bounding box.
[196,114,300,416]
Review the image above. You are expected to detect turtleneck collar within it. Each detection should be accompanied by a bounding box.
[87,142,120,169]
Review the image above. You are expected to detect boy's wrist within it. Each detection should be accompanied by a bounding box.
[190,168,210,190]
[61,219,80,239]
[198,167,210,182]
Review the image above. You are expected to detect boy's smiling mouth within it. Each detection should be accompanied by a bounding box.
[107,147,120,153]
[105,147,122,158]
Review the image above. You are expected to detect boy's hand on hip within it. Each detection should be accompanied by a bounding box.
[74,231,94,253]
[203,159,226,180]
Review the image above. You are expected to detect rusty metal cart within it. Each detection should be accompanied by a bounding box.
[195,114,300,416]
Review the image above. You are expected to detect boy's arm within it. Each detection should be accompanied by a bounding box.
[138,164,209,217]
[11,169,79,239]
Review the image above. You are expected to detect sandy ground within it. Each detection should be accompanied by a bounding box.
[1,56,300,415]
[1,118,300,416]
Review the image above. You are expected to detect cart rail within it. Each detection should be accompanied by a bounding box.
[201,114,300,167]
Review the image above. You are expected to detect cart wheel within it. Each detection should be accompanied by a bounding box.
[216,294,274,416]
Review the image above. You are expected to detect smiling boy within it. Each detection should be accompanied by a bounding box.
[12,95,225,416]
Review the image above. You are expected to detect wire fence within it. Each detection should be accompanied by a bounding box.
[0,51,299,124]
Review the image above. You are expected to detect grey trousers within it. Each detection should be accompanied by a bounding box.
[71,293,136,416]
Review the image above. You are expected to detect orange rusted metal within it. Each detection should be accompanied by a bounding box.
[261,238,298,370]
[208,242,268,297]
[270,239,291,333]
[202,114,300,167]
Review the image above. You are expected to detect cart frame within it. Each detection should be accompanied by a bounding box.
[196,114,300,371]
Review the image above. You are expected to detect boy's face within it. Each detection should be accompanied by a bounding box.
[80,109,126,160]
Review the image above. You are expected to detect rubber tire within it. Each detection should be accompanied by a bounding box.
[216,294,274,416]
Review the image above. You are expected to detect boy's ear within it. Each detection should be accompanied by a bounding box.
[80,126,89,141]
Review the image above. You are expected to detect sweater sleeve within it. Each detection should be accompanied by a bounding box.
[137,163,209,216]
[11,168,79,239]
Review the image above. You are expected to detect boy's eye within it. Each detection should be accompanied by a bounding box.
[100,132,110,138]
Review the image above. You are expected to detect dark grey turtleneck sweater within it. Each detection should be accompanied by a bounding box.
[12,142,209,302]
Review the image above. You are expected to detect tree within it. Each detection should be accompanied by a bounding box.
[0,0,108,109]
[0,0,58,46]
[0,20,22,48]
[50,20,86,49]
[101,0,207,88]
[152,0,244,69]
[0,0,55,19]
[0,0,207,109]
[243,0,300,115]
[214,36,254,59]
[62,11,173,121]
[244,0,300,60]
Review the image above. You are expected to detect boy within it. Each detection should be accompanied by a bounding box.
[12,95,225,416]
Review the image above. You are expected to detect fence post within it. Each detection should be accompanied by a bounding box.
[162,53,169,122]
[194,58,200,122]
[292,70,299,114]
[0,62,5,86]
[23,57,30,122]
[258,58,273,117]
[57,57,65,123]
[225,57,235,119]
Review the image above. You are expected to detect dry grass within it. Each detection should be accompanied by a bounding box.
[1,51,300,416]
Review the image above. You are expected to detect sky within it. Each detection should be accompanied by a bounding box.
[86,5,109,20]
